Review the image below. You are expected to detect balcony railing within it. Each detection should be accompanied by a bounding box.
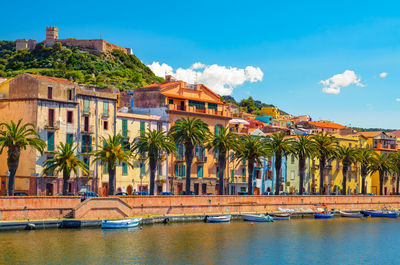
[168,104,230,117]
[45,120,60,130]
[81,125,95,134]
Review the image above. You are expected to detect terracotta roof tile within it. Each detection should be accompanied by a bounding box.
[308,120,347,129]
[357,131,384,138]
[25,73,75,85]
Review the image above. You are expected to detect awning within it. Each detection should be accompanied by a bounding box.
[229,119,250,125]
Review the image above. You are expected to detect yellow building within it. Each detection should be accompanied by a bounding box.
[260,106,279,119]
[0,78,12,98]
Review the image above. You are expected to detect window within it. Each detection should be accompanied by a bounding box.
[66,134,73,145]
[168,99,173,105]
[103,163,108,174]
[46,156,54,176]
[157,123,162,131]
[122,162,128,175]
[83,99,89,114]
[242,168,246,182]
[48,87,53,99]
[47,132,54,151]
[48,109,54,127]
[188,100,205,109]
[290,170,295,180]
[175,164,185,177]
[291,155,295,164]
[84,116,89,132]
[158,164,162,176]
[67,90,72,100]
[140,121,145,136]
[231,170,234,182]
[103,102,109,117]
[197,165,203,178]
[208,103,218,110]
[104,121,108,130]
[122,119,128,137]
[81,135,92,153]
[67,111,73,124]
[140,163,146,175]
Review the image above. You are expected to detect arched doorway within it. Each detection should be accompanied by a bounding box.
[127,185,133,195]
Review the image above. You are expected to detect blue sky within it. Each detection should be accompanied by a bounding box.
[2,0,400,129]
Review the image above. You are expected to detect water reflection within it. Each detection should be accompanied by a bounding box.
[0,218,399,264]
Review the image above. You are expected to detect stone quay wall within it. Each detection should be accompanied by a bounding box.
[1,196,400,221]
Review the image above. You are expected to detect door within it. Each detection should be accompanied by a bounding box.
[157,185,163,194]
[46,183,53,196]
[230,186,235,195]
[194,183,199,195]
[177,183,183,195]
[180,101,185,110]
[84,116,89,132]
[102,182,108,196]
[202,184,207,194]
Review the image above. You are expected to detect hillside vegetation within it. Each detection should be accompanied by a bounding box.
[0,41,163,90]
[222,96,288,116]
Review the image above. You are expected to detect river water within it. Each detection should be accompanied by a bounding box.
[1,218,400,264]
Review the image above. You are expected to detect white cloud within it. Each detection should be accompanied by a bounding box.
[320,70,364,94]
[147,62,263,96]
[396,98,400,102]
[380,72,388,78]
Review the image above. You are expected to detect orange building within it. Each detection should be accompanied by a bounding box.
[308,120,353,135]
[133,77,232,194]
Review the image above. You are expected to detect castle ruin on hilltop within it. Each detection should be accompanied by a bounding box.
[16,27,132,55]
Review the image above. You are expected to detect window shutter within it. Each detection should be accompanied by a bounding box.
[81,135,85,153]
[175,164,178,176]
[183,165,186,177]
[88,136,92,152]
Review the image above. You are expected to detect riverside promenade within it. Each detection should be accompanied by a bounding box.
[1,195,400,222]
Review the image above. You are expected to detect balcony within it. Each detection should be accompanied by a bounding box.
[196,155,207,163]
[81,125,95,134]
[156,175,167,183]
[374,142,397,151]
[45,120,60,130]
[168,104,230,117]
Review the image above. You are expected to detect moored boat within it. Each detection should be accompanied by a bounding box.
[242,214,273,222]
[340,211,362,218]
[314,213,334,219]
[207,215,231,223]
[101,218,142,229]
[361,210,398,218]
[270,213,291,220]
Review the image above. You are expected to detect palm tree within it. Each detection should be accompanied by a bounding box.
[311,132,338,195]
[368,153,394,195]
[0,119,46,196]
[389,151,400,195]
[292,135,316,195]
[42,143,88,196]
[170,117,209,194]
[132,129,176,195]
[92,134,135,195]
[356,148,373,194]
[207,126,236,195]
[335,146,358,195]
[265,133,294,195]
[234,135,268,195]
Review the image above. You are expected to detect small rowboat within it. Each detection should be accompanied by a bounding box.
[242,214,273,222]
[314,213,334,219]
[270,213,291,221]
[362,210,398,218]
[101,218,142,229]
[207,215,231,223]
[340,211,362,218]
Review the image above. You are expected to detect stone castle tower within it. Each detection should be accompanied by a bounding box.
[45,26,58,45]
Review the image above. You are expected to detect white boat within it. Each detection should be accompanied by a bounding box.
[101,218,142,229]
[270,213,291,220]
[340,211,362,218]
[242,214,273,222]
[207,215,231,222]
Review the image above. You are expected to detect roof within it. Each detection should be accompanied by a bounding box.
[24,73,75,85]
[389,130,400,138]
[357,131,384,138]
[308,120,347,129]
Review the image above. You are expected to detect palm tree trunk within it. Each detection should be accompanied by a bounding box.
[275,154,282,195]
[149,158,157,195]
[7,146,21,196]
[397,170,400,195]
[218,153,227,195]
[342,162,348,195]
[319,157,325,195]
[379,170,384,195]
[108,161,116,195]
[299,156,305,195]
[361,166,367,195]
[62,168,70,196]
[247,160,254,195]
[185,144,194,194]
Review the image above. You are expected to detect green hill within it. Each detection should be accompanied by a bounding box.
[222,95,288,116]
[0,41,163,90]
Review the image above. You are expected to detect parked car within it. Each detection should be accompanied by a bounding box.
[367,193,376,195]
[160,192,174,195]
[262,192,272,195]
[238,192,248,195]
[56,192,74,196]
[115,192,128,196]
[79,191,99,201]
[204,193,213,195]
[13,192,28,196]
[133,191,149,195]
[179,191,196,195]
